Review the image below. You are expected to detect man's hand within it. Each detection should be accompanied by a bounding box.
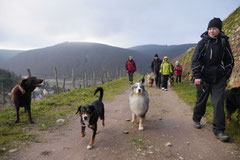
[194,79,202,85]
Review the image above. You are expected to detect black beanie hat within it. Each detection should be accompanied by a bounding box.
[154,54,158,57]
[208,17,222,30]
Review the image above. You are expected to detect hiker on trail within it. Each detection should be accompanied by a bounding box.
[160,56,173,91]
[191,17,234,142]
[174,61,182,83]
[151,54,162,88]
[126,56,136,84]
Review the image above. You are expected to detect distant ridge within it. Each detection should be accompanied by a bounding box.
[0,42,195,78]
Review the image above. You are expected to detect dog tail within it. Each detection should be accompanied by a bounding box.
[139,74,145,84]
[94,87,104,102]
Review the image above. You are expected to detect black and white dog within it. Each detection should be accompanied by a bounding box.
[129,77,149,130]
[76,87,105,149]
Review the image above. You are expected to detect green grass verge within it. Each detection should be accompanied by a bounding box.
[0,76,141,157]
[172,81,240,147]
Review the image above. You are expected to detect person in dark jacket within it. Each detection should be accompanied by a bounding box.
[191,17,234,142]
[151,54,162,88]
[126,56,136,84]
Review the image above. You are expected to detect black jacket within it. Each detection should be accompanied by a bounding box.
[191,31,234,83]
[151,58,162,73]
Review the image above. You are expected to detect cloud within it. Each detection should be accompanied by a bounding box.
[0,0,239,49]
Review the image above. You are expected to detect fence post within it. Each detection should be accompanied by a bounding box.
[84,71,88,88]
[72,68,76,89]
[63,77,66,92]
[100,71,104,84]
[54,67,59,94]
[1,83,4,107]
[27,68,32,76]
[27,68,35,99]
[93,71,97,86]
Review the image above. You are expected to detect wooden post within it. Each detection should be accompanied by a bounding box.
[72,68,76,89]
[63,77,66,92]
[100,71,104,84]
[1,83,4,107]
[84,71,88,88]
[27,68,32,76]
[115,68,119,80]
[27,68,35,99]
[54,67,59,94]
[93,71,97,86]
[107,72,110,82]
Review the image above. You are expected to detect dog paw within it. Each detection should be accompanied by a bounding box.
[138,127,144,131]
[87,145,93,150]
[30,121,35,124]
[81,133,86,137]
[15,120,20,123]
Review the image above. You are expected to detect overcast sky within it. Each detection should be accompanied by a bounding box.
[0,0,239,50]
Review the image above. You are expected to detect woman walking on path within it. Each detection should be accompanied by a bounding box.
[160,56,173,91]
[125,56,136,84]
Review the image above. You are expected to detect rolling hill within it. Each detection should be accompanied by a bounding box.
[1,42,195,78]
[1,42,149,78]
[129,44,196,60]
[0,49,22,64]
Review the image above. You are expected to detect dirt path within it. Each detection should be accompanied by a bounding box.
[8,85,240,160]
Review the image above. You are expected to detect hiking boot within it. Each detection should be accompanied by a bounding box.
[215,132,229,142]
[194,121,201,129]
[165,89,168,91]
[162,87,165,90]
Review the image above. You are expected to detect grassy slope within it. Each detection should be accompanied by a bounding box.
[172,81,240,146]
[0,76,140,156]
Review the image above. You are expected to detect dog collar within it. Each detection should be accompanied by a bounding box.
[18,85,25,94]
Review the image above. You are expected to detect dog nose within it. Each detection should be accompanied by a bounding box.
[84,116,88,120]
[138,89,141,93]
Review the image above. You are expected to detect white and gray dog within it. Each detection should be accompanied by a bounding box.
[129,76,149,130]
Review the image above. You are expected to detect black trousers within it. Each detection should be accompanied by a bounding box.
[128,71,134,82]
[162,75,169,89]
[154,72,161,87]
[193,78,226,134]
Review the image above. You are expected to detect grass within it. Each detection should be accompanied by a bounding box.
[0,76,141,157]
[172,81,240,147]
[131,137,149,150]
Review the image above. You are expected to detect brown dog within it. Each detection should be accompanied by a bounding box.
[147,73,154,87]
[11,77,43,124]
[169,75,174,86]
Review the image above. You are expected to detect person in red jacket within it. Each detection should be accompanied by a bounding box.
[174,61,182,83]
[126,56,136,84]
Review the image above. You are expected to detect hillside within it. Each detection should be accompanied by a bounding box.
[0,50,22,64]
[2,42,149,78]
[129,43,196,60]
[178,6,240,86]
[1,42,195,78]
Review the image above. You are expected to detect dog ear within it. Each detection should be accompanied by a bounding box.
[76,106,82,114]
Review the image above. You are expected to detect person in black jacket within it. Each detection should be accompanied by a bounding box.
[151,54,162,88]
[191,18,234,142]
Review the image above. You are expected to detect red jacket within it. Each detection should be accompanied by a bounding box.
[126,60,136,72]
[174,65,182,76]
